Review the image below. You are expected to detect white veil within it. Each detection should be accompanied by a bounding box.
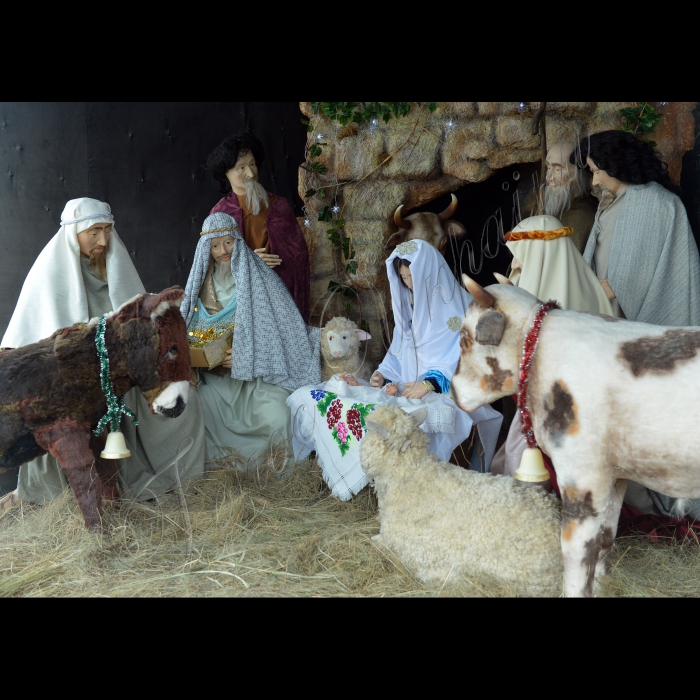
[1,198,145,348]
[378,239,473,384]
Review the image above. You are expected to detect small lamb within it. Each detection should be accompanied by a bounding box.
[361,406,563,594]
[321,316,372,382]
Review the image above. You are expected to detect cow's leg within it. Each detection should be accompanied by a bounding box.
[560,481,615,597]
[90,433,120,502]
[34,421,103,531]
[593,479,627,585]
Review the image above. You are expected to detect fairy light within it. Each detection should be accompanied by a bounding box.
[369,117,379,134]
[517,102,527,113]
[303,218,311,227]
[332,205,340,214]
[445,118,456,134]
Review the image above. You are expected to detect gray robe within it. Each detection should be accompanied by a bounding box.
[17,258,207,504]
[584,182,700,519]
[584,181,700,326]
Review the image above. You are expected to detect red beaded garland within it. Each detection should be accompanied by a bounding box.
[517,300,560,449]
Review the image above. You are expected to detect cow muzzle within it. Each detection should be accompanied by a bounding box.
[150,380,189,417]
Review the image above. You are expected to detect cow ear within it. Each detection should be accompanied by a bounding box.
[443,219,467,239]
[385,231,405,251]
[354,329,372,342]
[366,420,390,442]
[475,309,506,346]
[142,286,186,319]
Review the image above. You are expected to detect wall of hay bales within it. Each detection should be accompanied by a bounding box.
[299,102,697,369]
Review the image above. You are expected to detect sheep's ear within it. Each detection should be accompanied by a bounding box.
[365,420,390,442]
[399,439,412,453]
[408,406,429,427]
[354,329,372,341]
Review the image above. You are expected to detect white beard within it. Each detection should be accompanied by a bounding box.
[244,179,270,216]
[544,180,573,219]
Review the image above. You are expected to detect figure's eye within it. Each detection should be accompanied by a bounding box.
[166,345,178,359]
[460,337,471,351]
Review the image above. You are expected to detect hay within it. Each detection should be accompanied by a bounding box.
[1,455,699,597]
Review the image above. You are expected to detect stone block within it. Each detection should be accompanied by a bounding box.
[441,102,476,118]
[496,116,541,149]
[546,102,595,115]
[487,147,541,171]
[442,121,495,181]
[335,130,385,181]
[341,180,409,221]
[405,175,465,210]
[382,125,441,180]
[478,102,521,116]
[545,118,584,147]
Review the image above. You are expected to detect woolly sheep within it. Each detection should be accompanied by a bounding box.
[320,316,372,382]
[361,405,563,594]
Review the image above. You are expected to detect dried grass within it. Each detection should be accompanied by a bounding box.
[1,454,699,597]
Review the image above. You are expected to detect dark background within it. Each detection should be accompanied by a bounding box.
[0,102,307,339]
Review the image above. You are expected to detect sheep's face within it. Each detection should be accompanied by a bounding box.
[361,406,430,479]
[326,329,355,359]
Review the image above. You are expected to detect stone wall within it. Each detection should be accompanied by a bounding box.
[298,102,697,368]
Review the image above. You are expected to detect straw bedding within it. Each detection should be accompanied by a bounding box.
[1,451,698,597]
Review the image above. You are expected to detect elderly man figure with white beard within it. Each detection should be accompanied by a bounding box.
[0,197,206,510]
[543,140,598,254]
[207,131,311,322]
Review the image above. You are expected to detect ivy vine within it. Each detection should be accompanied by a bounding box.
[301,102,438,284]
[620,102,665,148]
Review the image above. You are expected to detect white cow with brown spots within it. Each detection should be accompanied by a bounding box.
[450,275,700,597]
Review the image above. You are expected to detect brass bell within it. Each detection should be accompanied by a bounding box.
[101,430,131,459]
[514,447,550,484]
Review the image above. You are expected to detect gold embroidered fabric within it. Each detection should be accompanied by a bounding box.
[505,227,574,242]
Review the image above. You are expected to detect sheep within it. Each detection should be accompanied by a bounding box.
[320,316,372,382]
[361,405,563,594]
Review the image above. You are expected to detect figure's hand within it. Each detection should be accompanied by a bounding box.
[223,348,232,369]
[600,278,615,300]
[370,371,384,388]
[384,383,399,397]
[402,381,429,399]
[339,372,361,386]
[255,249,282,268]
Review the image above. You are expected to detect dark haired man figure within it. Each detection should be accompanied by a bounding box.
[573,130,700,521]
[573,130,700,325]
[207,131,310,322]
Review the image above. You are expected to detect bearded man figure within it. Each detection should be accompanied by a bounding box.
[0,197,206,510]
[543,140,598,254]
[207,131,311,322]
[183,212,320,470]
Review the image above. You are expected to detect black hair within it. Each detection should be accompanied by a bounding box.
[206,131,266,195]
[393,257,412,287]
[570,130,678,194]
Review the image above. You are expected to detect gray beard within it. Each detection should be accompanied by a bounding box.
[244,179,270,216]
[544,182,573,219]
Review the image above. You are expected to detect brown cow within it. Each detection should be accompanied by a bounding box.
[0,287,192,531]
[387,194,466,254]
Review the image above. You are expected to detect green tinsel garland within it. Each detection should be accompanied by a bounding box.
[93,315,138,437]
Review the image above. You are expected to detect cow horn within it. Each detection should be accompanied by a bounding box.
[438,193,458,222]
[394,204,412,230]
[462,273,496,308]
[493,272,514,286]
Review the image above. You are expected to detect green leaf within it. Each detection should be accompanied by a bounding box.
[426,102,438,112]
[345,260,359,275]
[318,205,333,222]
[300,118,310,125]
[311,103,321,114]
[304,188,316,198]
[327,280,357,298]
[308,144,322,158]
[309,162,328,174]
[318,187,326,198]
[335,218,345,228]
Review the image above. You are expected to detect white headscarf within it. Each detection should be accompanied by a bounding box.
[506,215,613,315]
[1,197,145,348]
[378,240,473,384]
